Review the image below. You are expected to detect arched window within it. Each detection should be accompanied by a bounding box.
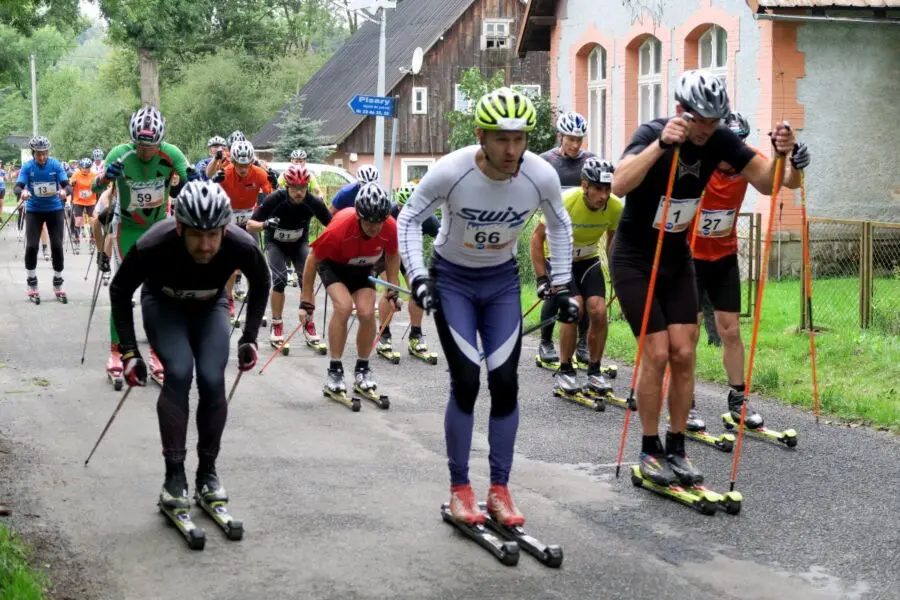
[587,46,608,156]
[638,37,662,123]
[699,25,727,83]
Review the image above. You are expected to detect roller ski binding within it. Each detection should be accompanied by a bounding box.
[270,319,289,356]
[323,364,360,412]
[194,466,243,541]
[52,276,67,304]
[375,333,400,364]
[721,390,797,448]
[353,366,389,409]
[106,343,124,391]
[408,333,438,365]
[440,484,518,566]
[26,276,40,305]
[148,348,165,386]
[158,468,205,550]
[534,340,560,371]
[553,363,603,412]
[304,321,326,355]
[479,485,562,568]
[669,410,736,453]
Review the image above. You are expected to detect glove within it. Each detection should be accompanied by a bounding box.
[120,349,148,387]
[385,289,403,311]
[97,252,110,273]
[410,276,436,313]
[104,160,122,181]
[212,170,225,183]
[236,341,258,372]
[186,166,200,182]
[267,169,278,188]
[790,142,810,170]
[299,300,315,325]
[552,287,579,324]
[535,275,552,300]
[264,217,280,231]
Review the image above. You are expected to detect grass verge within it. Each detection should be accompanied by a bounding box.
[0,523,47,600]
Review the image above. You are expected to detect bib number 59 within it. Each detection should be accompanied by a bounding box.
[474,231,501,244]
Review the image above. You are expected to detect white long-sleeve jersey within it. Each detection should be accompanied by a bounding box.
[397,145,573,286]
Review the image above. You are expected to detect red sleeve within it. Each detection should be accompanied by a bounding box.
[311,215,341,261]
[384,217,399,254]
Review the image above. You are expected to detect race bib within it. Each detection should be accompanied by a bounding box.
[162,287,219,301]
[273,227,303,243]
[572,243,598,260]
[462,224,516,251]
[79,189,91,199]
[34,182,57,197]
[652,197,700,233]
[347,251,382,266]
[127,179,165,210]
[232,209,253,227]
[697,208,737,238]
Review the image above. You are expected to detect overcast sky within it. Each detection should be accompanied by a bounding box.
[79,0,103,23]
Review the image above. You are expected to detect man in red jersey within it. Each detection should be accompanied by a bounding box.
[299,182,402,395]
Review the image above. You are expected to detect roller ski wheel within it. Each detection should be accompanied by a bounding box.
[194,474,243,541]
[270,341,290,356]
[440,503,519,566]
[553,386,604,412]
[477,502,562,568]
[629,465,720,516]
[721,413,798,449]
[107,372,123,391]
[261,316,268,328]
[306,338,327,355]
[602,364,618,379]
[303,323,326,355]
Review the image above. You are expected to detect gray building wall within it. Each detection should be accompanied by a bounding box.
[796,22,900,222]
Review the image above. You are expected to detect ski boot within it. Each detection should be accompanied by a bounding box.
[573,337,590,369]
[270,319,289,355]
[722,389,798,448]
[158,467,205,550]
[676,406,735,452]
[586,364,613,397]
[665,432,704,486]
[687,408,706,432]
[148,348,165,385]
[353,365,389,409]
[233,275,247,302]
[535,340,560,371]
[631,450,726,516]
[486,484,525,528]
[727,389,763,429]
[106,343,124,390]
[375,333,400,364]
[304,320,326,355]
[441,484,519,566]
[408,332,438,365]
[194,465,242,541]
[26,276,40,305]
[637,451,678,488]
[323,364,359,411]
[553,362,603,411]
[52,276,67,304]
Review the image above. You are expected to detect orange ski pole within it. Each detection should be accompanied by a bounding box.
[614,146,681,479]
[259,321,303,375]
[799,171,820,424]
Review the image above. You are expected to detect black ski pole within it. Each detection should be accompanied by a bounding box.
[80,263,105,364]
[226,371,243,405]
[84,385,134,466]
[229,296,247,338]
[84,244,95,280]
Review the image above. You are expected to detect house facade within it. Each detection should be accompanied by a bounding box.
[254,0,550,190]
[517,0,900,226]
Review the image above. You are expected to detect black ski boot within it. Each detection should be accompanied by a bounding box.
[160,465,190,510]
[196,464,228,504]
[639,437,677,487]
[537,340,559,365]
[665,432,704,486]
[728,389,763,429]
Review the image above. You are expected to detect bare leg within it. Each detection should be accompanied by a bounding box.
[636,331,670,436]
[666,324,698,433]
[353,288,377,359]
[326,283,353,360]
[715,311,745,386]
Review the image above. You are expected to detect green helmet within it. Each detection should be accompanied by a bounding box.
[474,87,536,132]
[394,182,416,206]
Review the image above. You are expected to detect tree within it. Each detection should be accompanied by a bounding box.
[0,0,81,36]
[274,96,327,162]
[0,24,77,96]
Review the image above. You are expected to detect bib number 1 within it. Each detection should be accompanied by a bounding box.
[652,197,700,233]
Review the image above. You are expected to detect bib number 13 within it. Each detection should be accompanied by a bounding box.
[652,197,700,233]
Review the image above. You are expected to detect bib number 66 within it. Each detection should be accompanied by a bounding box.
[474,231,501,244]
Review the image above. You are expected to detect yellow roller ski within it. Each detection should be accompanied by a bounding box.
[721,413,798,448]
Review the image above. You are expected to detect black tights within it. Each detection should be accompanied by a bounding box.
[24,210,64,273]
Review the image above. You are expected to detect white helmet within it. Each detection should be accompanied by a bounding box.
[356,164,380,184]
[174,181,233,230]
[674,70,730,119]
[230,140,255,165]
[556,111,587,137]
[130,106,165,145]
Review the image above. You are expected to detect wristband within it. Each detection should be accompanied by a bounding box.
[299,300,315,312]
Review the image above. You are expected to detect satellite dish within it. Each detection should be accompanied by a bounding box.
[411,47,424,75]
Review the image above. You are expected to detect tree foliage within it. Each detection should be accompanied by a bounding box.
[273,96,328,162]
[446,68,558,154]
[0,0,82,36]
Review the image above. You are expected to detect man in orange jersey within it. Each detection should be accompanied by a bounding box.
[690,111,810,431]
[69,158,98,251]
[213,139,273,321]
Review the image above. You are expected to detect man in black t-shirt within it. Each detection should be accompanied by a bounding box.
[610,69,803,488]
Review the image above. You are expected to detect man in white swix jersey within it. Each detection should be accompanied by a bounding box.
[397,87,577,529]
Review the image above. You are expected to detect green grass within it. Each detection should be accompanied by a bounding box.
[0,523,47,600]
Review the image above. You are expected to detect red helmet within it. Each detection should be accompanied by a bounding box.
[284,164,311,187]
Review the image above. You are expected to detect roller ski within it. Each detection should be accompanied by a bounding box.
[375,333,400,364]
[148,348,165,386]
[323,364,360,412]
[26,276,40,305]
[552,364,603,412]
[304,321,326,355]
[52,276,67,304]
[479,485,562,568]
[352,365,389,409]
[106,344,124,391]
[158,468,205,550]
[194,466,243,541]
[440,484,519,566]
[668,411,736,453]
[269,319,290,355]
[721,390,797,448]
[407,333,438,365]
[534,340,560,371]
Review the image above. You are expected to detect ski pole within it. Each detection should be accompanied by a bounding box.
[799,171,820,424]
[230,295,247,338]
[259,322,304,375]
[614,146,681,480]
[522,297,541,319]
[367,276,411,296]
[606,293,618,315]
[84,385,134,466]
[321,282,328,345]
[226,371,243,405]
[372,303,397,352]
[729,156,786,491]
[80,264,105,364]
[0,197,25,234]
[83,244,94,280]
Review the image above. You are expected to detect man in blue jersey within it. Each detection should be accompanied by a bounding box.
[328,164,380,214]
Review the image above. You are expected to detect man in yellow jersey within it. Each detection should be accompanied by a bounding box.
[530,157,622,395]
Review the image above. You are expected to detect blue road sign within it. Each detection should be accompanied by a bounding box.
[348,95,395,118]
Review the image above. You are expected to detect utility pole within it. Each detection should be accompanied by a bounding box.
[374,6,387,173]
[30,54,38,135]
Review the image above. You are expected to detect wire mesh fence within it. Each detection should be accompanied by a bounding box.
[869,222,900,335]
[803,218,863,331]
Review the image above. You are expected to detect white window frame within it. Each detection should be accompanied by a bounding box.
[482,19,511,50]
[333,158,344,168]
[512,84,541,99]
[454,84,473,112]
[587,45,608,156]
[638,37,662,123]
[401,158,436,184]
[699,25,728,84]
[411,87,427,115]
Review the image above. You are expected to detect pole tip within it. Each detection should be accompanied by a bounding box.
[729,481,735,492]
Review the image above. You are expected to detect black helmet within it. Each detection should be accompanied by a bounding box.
[581,157,615,186]
[673,69,730,119]
[29,136,51,151]
[354,182,391,223]
[174,181,233,230]
[725,111,750,140]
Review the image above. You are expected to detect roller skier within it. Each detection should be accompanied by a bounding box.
[328,164,381,214]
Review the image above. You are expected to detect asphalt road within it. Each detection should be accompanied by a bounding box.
[0,228,896,599]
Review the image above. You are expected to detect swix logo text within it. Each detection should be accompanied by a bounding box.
[457,207,529,226]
